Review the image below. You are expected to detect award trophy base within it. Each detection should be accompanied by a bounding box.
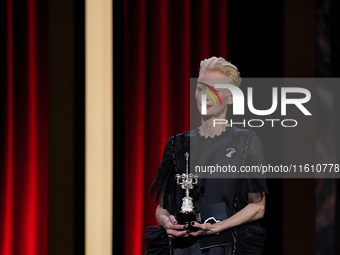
[175,211,201,231]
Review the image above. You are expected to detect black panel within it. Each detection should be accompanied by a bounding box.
[228,1,284,254]
[49,0,77,254]
[331,0,340,77]
[332,0,340,248]
[113,0,125,254]
[74,0,85,254]
[49,0,85,254]
[0,0,7,227]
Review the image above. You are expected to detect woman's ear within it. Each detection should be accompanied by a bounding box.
[227,92,233,105]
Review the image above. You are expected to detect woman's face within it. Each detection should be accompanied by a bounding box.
[195,71,234,117]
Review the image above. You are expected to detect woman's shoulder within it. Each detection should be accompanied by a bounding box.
[169,128,197,141]
[161,130,191,151]
[171,130,192,148]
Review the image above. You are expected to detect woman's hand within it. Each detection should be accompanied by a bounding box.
[162,215,190,239]
[188,221,221,237]
[190,196,266,237]
[156,206,189,238]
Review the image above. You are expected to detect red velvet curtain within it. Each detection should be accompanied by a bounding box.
[123,0,228,254]
[0,0,49,254]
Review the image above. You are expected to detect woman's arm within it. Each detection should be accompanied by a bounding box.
[156,205,190,238]
[189,196,266,236]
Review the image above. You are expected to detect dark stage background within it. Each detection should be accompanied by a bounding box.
[115,0,340,255]
[117,0,285,254]
[1,0,340,255]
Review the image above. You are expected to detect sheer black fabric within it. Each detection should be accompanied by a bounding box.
[145,226,171,255]
[147,127,268,255]
[149,136,178,215]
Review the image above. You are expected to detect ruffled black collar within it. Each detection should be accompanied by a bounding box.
[192,125,231,140]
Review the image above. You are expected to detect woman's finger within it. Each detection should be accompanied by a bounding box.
[188,229,204,237]
[190,221,206,230]
[169,215,177,224]
[165,222,187,230]
[167,229,189,238]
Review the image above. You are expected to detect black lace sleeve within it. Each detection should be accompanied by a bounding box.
[237,131,268,208]
[149,135,177,214]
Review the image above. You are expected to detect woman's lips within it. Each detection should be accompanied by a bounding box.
[199,104,213,109]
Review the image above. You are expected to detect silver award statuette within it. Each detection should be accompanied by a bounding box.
[175,152,201,230]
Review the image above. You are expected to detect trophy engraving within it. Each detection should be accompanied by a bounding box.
[175,152,201,230]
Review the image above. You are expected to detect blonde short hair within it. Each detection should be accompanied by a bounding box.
[199,57,241,87]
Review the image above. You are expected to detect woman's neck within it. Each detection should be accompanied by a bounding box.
[199,111,229,137]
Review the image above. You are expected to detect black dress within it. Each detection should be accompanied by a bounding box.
[147,126,268,255]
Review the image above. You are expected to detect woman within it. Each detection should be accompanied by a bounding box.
[147,57,268,255]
